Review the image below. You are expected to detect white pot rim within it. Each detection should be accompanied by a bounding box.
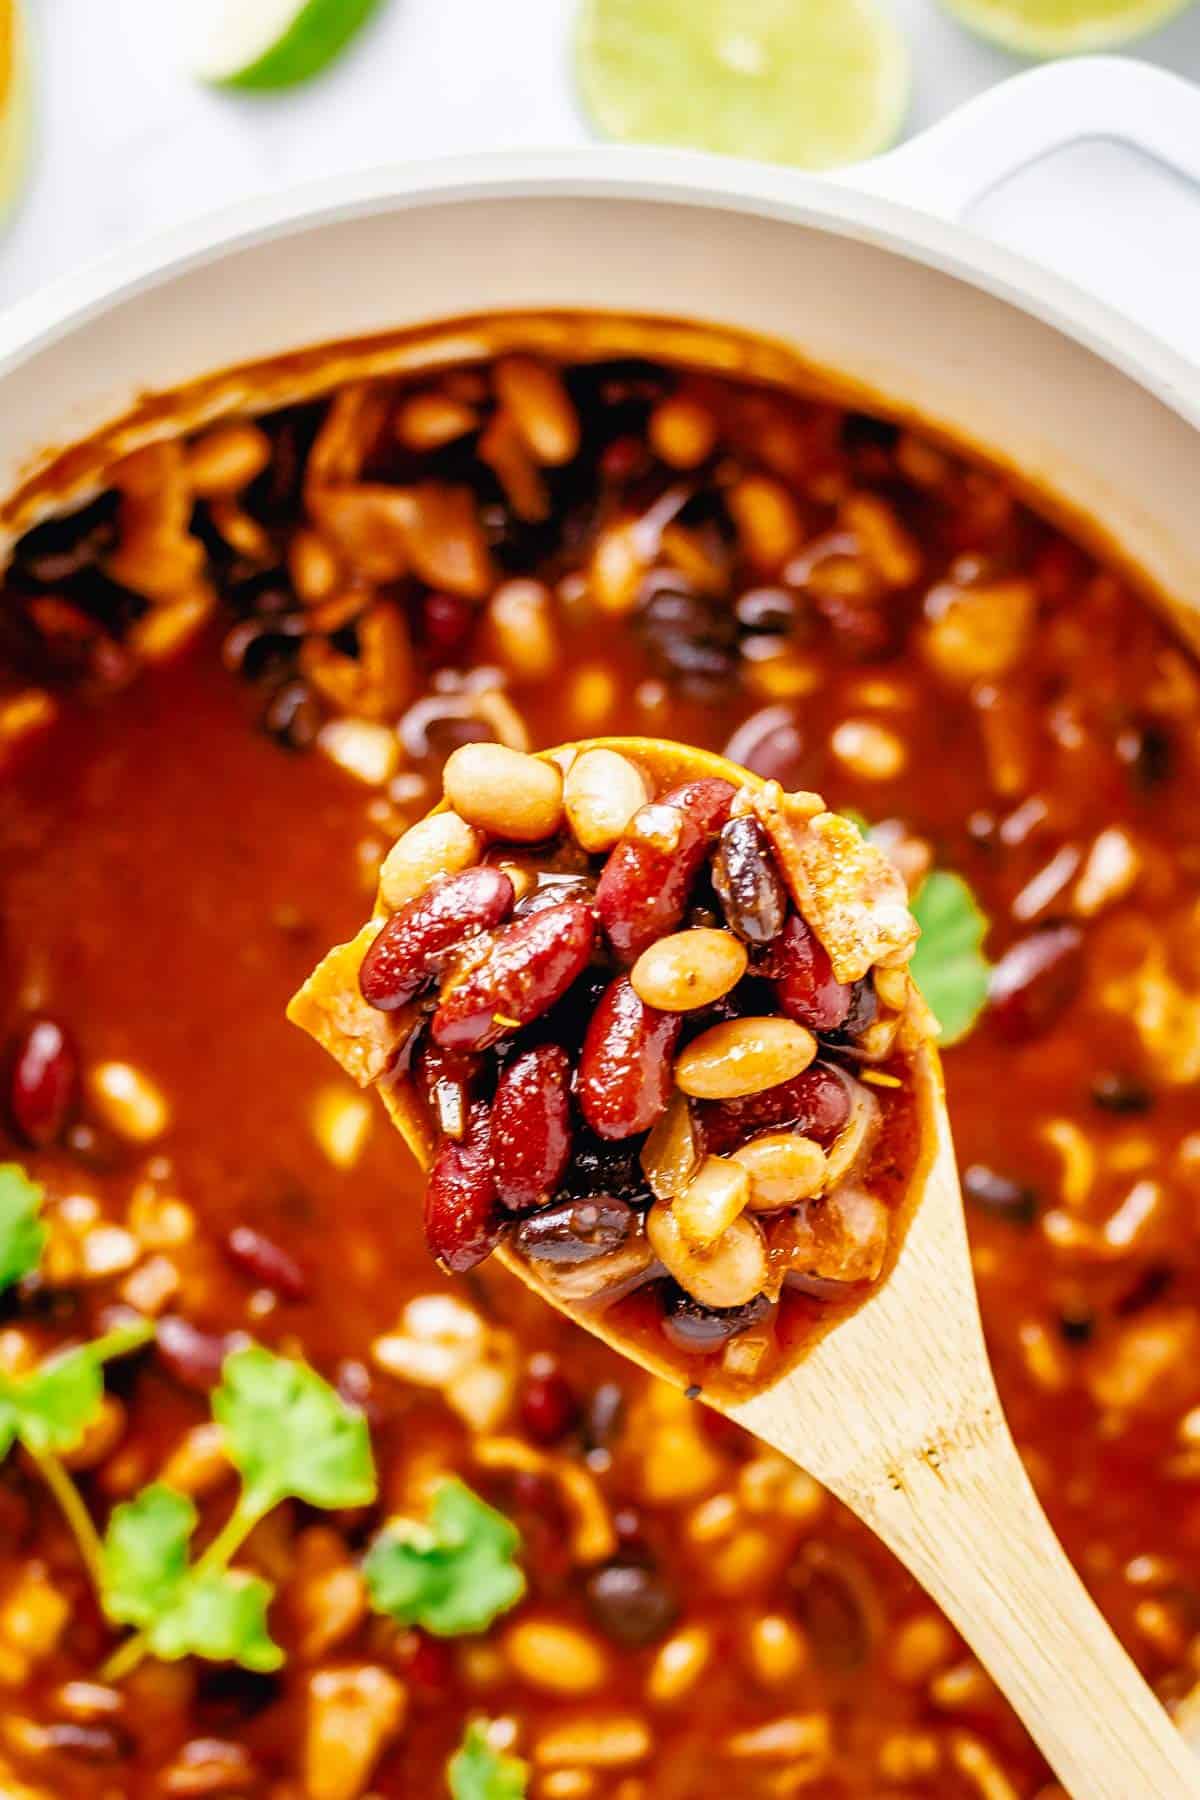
[2,145,1197,430]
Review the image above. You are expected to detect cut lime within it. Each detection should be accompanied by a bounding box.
[184,0,385,90]
[938,0,1192,54]
[576,0,911,170]
[0,0,31,220]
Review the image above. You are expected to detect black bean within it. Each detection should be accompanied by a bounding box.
[712,815,788,945]
[734,587,796,634]
[582,1381,626,1453]
[585,1558,679,1648]
[1117,720,1174,790]
[13,492,120,586]
[661,1285,770,1353]
[512,1197,635,1265]
[637,577,738,688]
[1091,1072,1154,1115]
[962,1164,1038,1227]
[262,679,322,751]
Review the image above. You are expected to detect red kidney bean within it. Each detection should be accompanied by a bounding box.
[578,977,682,1141]
[398,1628,455,1694]
[431,900,595,1053]
[987,923,1083,1042]
[424,1100,499,1272]
[7,1017,79,1147]
[491,1045,572,1210]
[417,590,476,664]
[596,779,736,961]
[519,1351,579,1444]
[360,867,515,1011]
[416,1037,480,1139]
[696,1061,851,1157]
[223,1226,308,1300]
[763,913,852,1033]
[712,814,788,945]
[157,1317,251,1393]
[513,1196,635,1264]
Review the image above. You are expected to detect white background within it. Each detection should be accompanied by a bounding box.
[6,0,1200,310]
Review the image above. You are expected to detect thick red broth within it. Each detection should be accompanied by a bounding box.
[0,339,1198,1797]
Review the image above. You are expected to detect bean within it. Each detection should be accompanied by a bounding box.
[157,1317,250,1393]
[424,1100,499,1273]
[432,900,596,1052]
[675,1017,817,1101]
[732,1132,828,1211]
[564,748,651,853]
[764,914,852,1033]
[223,1227,308,1300]
[8,1016,79,1147]
[503,1617,608,1696]
[987,924,1083,1041]
[513,1196,635,1265]
[415,1037,480,1140]
[578,977,682,1141]
[712,815,788,945]
[359,867,515,1011]
[661,1287,771,1355]
[696,1061,852,1158]
[186,422,271,496]
[646,1203,768,1309]
[586,1558,679,1648]
[443,742,563,841]
[962,1164,1037,1227]
[631,929,747,1013]
[671,1156,751,1251]
[491,1045,572,1210]
[494,356,581,465]
[520,1353,579,1444]
[597,778,735,961]
[649,394,718,470]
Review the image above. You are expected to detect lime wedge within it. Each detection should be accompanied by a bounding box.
[576,0,911,170]
[0,0,31,220]
[938,0,1191,53]
[184,0,384,90]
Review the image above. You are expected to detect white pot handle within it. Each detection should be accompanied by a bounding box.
[845,54,1200,221]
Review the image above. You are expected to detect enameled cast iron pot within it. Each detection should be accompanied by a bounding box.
[0,57,1198,640]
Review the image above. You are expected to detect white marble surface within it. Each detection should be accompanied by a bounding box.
[5,0,1200,339]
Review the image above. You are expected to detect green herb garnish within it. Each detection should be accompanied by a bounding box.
[365,1478,525,1637]
[841,816,992,1046]
[103,1344,377,1681]
[0,1162,47,1294]
[448,1720,529,1800]
[101,1484,282,1672]
[214,1342,377,1517]
[910,869,993,1046]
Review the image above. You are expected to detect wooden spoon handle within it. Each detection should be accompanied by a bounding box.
[860,1422,1198,1797]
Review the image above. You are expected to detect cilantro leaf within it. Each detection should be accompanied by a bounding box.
[213,1344,376,1520]
[365,1478,525,1638]
[0,1164,46,1294]
[910,869,993,1046]
[448,1720,529,1800]
[0,1322,154,1459]
[148,1569,281,1672]
[101,1483,282,1673]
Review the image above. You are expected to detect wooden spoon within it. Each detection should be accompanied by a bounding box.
[367,740,1198,1797]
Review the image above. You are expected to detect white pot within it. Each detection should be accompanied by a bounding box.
[0,54,1198,634]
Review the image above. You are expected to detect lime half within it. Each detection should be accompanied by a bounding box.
[0,0,31,220]
[576,0,911,170]
[184,0,384,90]
[939,0,1192,53]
